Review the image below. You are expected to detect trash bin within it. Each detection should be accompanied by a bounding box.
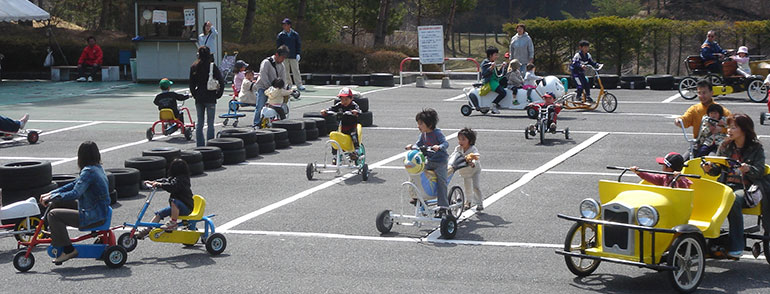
[129,58,137,82]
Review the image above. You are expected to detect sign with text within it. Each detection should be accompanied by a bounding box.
[418,25,444,64]
[184,9,196,26]
[152,10,167,24]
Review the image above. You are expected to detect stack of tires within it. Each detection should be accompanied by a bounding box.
[370,73,395,87]
[105,168,141,199]
[254,130,276,154]
[310,74,332,85]
[142,147,181,169]
[599,74,620,89]
[0,161,56,206]
[219,129,260,159]
[180,150,205,175]
[352,74,370,86]
[331,74,352,85]
[265,129,290,149]
[207,138,246,165]
[51,172,116,204]
[303,112,337,136]
[330,96,373,127]
[125,156,167,183]
[646,75,675,90]
[191,146,223,170]
[272,120,306,145]
[620,75,647,89]
[303,117,327,138]
[301,118,320,141]
[52,174,78,188]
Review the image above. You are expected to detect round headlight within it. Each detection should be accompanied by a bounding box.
[636,205,659,227]
[579,198,601,219]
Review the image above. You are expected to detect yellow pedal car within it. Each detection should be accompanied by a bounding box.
[556,158,770,293]
[306,111,368,181]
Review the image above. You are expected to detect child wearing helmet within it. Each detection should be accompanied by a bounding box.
[405,108,450,215]
[528,92,562,135]
[322,88,361,163]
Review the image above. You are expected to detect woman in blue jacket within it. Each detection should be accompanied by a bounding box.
[40,141,110,264]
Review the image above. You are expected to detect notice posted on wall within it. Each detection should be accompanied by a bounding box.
[184,9,196,26]
[152,10,167,24]
[418,25,444,64]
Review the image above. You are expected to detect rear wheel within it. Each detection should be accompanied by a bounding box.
[601,93,618,113]
[565,127,570,140]
[760,113,767,126]
[524,127,530,139]
[479,108,489,115]
[103,246,128,268]
[14,217,44,243]
[678,77,698,100]
[184,127,193,140]
[747,79,768,103]
[361,164,369,181]
[539,120,546,144]
[526,107,538,119]
[667,234,705,293]
[146,128,154,141]
[763,238,770,264]
[706,74,723,86]
[440,215,457,239]
[448,186,465,219]
[222,118,229,126]
[306,163,315,180]
[205,233,227,255]
[375,210,393,234]
[460,104,472,116]
[564,223,601,276]
[27,131,39,144]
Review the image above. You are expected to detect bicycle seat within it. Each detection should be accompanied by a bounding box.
[177,195,205,221]
[159,109,177,121]
[80,206,112,232]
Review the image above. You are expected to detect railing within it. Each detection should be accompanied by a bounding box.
[399,57,481,86]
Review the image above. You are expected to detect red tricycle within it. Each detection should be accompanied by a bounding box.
[146,100,194,141]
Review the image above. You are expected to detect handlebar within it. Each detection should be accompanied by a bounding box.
[607,165,700,185]
[584,63,604,72]
[324,110,355,117]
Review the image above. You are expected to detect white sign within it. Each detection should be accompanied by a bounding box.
[184,9,196,26]
[152,10,167,24]
[418,25,444,64]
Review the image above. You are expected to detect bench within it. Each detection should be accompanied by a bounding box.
[51,65,120,81]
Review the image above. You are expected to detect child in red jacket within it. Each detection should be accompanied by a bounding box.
[630,152,692,189]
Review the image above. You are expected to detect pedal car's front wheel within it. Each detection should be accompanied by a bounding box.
[761,112,767,126]
[667,234,705,293]
[146,127,154,141]
[439,215,457,239]
[103,246,128,268]
[13,251,34,272]
[306,163,315,180]
[449,186,465,219]
[205,233,227,255]
[678,77,698,100]
[118,232,138,252]
[565,127,570,140]
[375,210,393,234]
[460,104,473,116]
[27,131,39,144]
[564,223,601,277]
[601,93,618,113]
[539,120,546,144]
[747,79,768,103]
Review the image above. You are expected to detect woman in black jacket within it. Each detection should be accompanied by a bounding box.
[189,46,225,146]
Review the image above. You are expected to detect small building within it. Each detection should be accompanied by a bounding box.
[133,0,221,81]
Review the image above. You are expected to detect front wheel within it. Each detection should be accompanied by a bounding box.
[667,234,705,293]
[761,112,767,126]
[27,131,39,144]
[747,79,768,103]
[222,118,229,126]
[184,127,193,141]
[103,246,128,268]
[601,93,617,113]
[460,104,472,116]
[118,232,138,252]
[440,215,457,239]
[564,223,601,277]
[206,233,227,255]
[13,251,34,272]
[306,163,315,180]
[375,210,393,234]
[524,127,530,139]
[678,77,698,100]
[448,186,465,219]
[233,120,239,128]
[146,127,154,141]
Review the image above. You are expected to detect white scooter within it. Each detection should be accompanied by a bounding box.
[0,192,43,243]
[460,75,566,116]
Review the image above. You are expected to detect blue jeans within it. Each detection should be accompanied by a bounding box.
[0,115,21,132]
[727,184,747,252]
[253,88,267,126]
[195,103,216,147]
[155,199,192,218]
[425,160,449,208]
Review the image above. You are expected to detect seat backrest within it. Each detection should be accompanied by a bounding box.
[80,206,112,232]
[687,55,704,70]
[159,109,177,121]
[329,131,354,152]
[689,178,734,238]
[178,195,206,220]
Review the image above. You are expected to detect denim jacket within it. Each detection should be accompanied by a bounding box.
[51,165,110,227]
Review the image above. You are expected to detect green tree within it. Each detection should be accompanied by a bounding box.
[588,0,642,18]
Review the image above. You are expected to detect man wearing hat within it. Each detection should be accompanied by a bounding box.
[629,152,692,188]
[154,78,190,134]
[276,18,305,91]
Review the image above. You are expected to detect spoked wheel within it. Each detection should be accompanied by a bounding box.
[564,223,601,276]
[146,127,154,141]
[601,93,617,113]
[27,131,39,144]
[13,251,34,272]
[361,163,369,181]
[678,77,698,100]
[183,127,193,140]
[118,232,138,252]
[448,186,465,219]
[747,79,768,103]
[14,217,44,243]
[667,234,705,293]
[306,163,315,180]
[103,246,128,268]
[460,104,472,116]
[375,210,393,234]
[439,215,457,239]
[706,74,723,86]
[205,233,227,255]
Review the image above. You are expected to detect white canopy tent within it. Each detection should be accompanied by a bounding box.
[0,0,50,22]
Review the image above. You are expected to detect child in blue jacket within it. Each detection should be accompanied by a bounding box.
[570,40,599,103]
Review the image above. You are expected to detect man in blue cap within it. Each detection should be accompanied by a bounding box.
[276,18,305,91]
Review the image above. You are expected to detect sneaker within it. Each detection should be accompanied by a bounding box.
[550,123,557,133]
[18,113,29,129]
[298,85,306,91]
[527,97,532,102]
[727,250,742,260]
[52,248,78,264]
[585,96,594,103]
[76,77,87,82]
[161,220,178,232]
[87,76,93,82]
[476,204,484,211]
[491,103,501,114]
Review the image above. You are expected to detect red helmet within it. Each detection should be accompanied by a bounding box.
[337,87,354,98]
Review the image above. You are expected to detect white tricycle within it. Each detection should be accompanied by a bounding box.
[460,75,566,116]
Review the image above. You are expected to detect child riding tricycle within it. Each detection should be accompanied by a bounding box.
[524,93,569,144]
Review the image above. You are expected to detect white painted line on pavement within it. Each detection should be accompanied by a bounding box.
[662,94,680,103]
[582,112,678,118]
[39,121,102,136]
[443,94,467,101]
[0,156,70,161]
[29,119,160,125]
[219,131,459,231]
[360,85,404,95]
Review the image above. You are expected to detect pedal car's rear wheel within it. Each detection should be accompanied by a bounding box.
[118,232,138,252]
[667,234,705,293]
[678,77,698,100]
[27,131,39,144]
[14,217,44,243]
[233,120,239,128]
[440,215,457,239]
[13,251,34,272]
[448,186,465,219]
[361,163,369,181]
[601,93,618,113]
[760,113,766,126]
[306,163,315,180]
[479,108,489,115]
[460,104,472,116]
[747,79,768,103]
[146,127,154,141]
[375,210,393,234]
[564,223,601,277]
[205,233,227,255]
[706,73,723,86]
[103,246,128,268]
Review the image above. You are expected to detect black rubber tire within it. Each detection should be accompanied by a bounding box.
[205,233,227,255]
[52,174,78,188]
[222,148,246,165]
[272,120,304,131]
[109,189,117,205]
[124,156,166,171]
[106,171,115,192]
[620,75,645,82]
[305,128,319,141]
[218,128,258,145]
[304,117,327,136]
[288,129,307,144]
[244,143,260,158]
[188,161,205,176]
[598,74,619,89]
[203,158,224,170]
[354,97,370,112]
[620,80,647,89]
[191,146,223,161]
[106,168,141,186]
[141,147,181,164]
[375,210,393,234]
[370,73,395,87]
[303,111,338,126]
[275,138,290,149]
[302,111,324,118]
[352,74,370,86]
[207,137,244,151]
[564,223,601,277]
[0,161,52,191]
[1,181,57,206]
[265,128,289,141]
[180,150,203,164]
[331,74,352,85]
[359,111,373,127]
[116,183,140,198]
[103,245,127,268]
[258,141,277,154]
[13,250,35,272]
[253,130,275,144]
[439,215,458,239]
[118,232,138,252]
[646,74,675,90]
[140,168,166,181]
[310,73,331,85]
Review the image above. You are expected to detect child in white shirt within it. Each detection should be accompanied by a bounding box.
[448,128,483,211]
[523,63,543,102]
[732,46,751,78]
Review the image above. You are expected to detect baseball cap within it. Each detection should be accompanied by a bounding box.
[282,18,292,25]
[656,152,686,171]
[542,92,555,99]
[159,78,173,89]
[337,87,354,98]
[504,52,510,59]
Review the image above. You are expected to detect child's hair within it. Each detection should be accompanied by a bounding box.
[458,128,477,146]
[696,78,712,90]
[526,63,535,71]
[87,36,96,42]
[707,103,724,117]
[578,40,590,47]
[167,158,190,177]
[415,108,439,130]
[245,70,254,76]
[485,46,499,58]
[271,78,285,89]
